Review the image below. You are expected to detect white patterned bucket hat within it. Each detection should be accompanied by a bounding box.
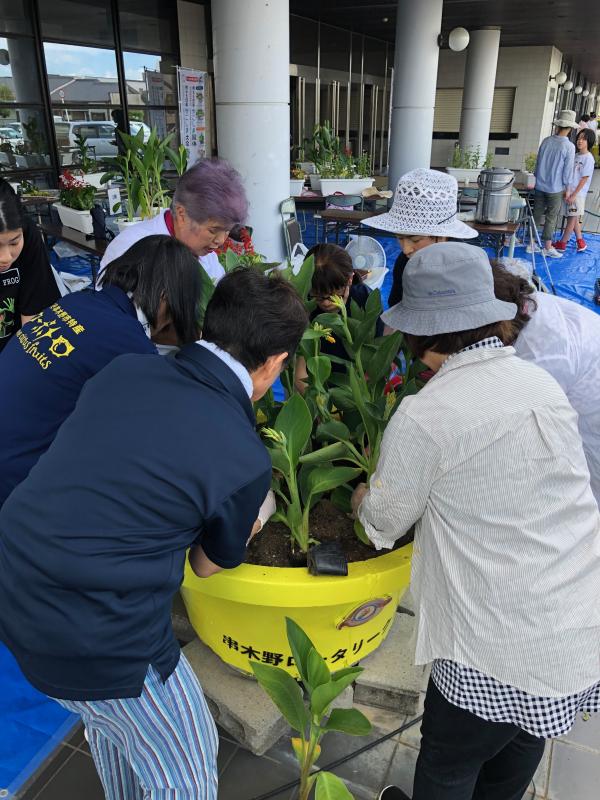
[363,168,478,239]
[553,109,578,129]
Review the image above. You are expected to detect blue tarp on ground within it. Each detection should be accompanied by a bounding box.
[0,644,77,796]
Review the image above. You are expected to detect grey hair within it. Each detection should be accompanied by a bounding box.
[172,158,248,228]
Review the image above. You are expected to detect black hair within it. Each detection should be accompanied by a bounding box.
[305,243,360,298]
[581,114,591,123]
[202,267,309,371]
[491,262,537,344]
[0,179,25,232]
[405,319,514,360]
[577,128,596,151]
[99,235,203,345]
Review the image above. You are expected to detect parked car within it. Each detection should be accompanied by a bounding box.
[0,127,24,147]
[54,120,152,162]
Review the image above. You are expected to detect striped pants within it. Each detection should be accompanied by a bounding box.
[55,654,218,799]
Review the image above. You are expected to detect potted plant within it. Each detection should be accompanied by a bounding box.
[446,144,487,183]
[290,165,305,196]
[181,255,415,676]
[102,127,180,232]
[252,617,372,800]
[71,132,105,188]
[54,170,96,234]
[303,122,341,191]
[517,152,537,189]
[319,151,375,197]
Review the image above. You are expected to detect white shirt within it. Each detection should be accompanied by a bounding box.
[196,339,253,398]
[359,345,600,697]
[99,212,225,283]
[514,292,600,504]
[568,152,595,197]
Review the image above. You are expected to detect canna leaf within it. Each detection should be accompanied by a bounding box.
[286,617,318,688]
[314,771,354,800]
[307,648,331,690]
[311,671,360,718]
[250,662,309,733]
[315,420,351,442]
[367,331,403,387]
[322,708,372,736]
[274,394,313,468]
[305,466,362,500]
[299,441,349,465]
[290,254,315,302]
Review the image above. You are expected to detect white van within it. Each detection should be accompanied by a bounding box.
[54,120,151,163]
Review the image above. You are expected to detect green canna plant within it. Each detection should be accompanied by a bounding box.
[262,393,361,553]
[251,618,371,800]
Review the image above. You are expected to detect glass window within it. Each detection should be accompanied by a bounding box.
[0,109,51,174]
[123,52,177,106]
[119,0,178,54]
[320,24,351,74]
[290,16,318,68]
[38,0,114,47]
[0,0,34,36]
[363,37,386,79]
[0,36,42,104]
[44,43,120,105]
[125,107,180,146]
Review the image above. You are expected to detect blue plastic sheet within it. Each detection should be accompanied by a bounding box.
[0,644,77,795]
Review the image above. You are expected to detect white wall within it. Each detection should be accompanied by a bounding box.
[431,45,560,172]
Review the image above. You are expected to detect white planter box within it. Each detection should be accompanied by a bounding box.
[309,173,322,191]
[446,167,482,184]
[83,172,105,189]
[290,178,304,196]
[55,203,94,235]
[116,217,142,233]
[515,171,536,189]
[319,177,375,196]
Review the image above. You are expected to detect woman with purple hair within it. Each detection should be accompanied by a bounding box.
[100,158,248,283]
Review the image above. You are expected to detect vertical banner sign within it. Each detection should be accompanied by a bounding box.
[144,69,167,138]
[177,67,207,165]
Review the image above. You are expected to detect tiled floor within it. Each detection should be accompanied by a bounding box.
[15,693,600,799]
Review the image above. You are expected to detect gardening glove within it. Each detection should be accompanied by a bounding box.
[257,489,276,531]
[246,490,277,544]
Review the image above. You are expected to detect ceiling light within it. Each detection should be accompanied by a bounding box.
[582,89,589,97]
[563,80,574,91]
[550,71,567,85]
[448,27,470,52]
[574,85,583,94]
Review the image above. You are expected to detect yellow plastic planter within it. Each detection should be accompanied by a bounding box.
[181,544,412,676]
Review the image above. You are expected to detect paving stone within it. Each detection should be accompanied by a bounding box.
[183,638,290,756]
[529,741,552,798]
[355,613,425,716]
[317,729,399,798]
[353,701,407,736]
[382,741,419,797]
[548,740,600,800]
[561,713,600,753]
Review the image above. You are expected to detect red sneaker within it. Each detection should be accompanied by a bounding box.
[553,240,567,251]
[576,238,587,253]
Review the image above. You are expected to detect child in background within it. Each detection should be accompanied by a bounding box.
[294,243,383,393]
[554,127,596,253]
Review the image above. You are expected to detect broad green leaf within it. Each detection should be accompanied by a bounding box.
[266,446,290,476]
[354,288,383,350]
[315,420,351,442]
[311,670,360,717]
[307,355,331,387]
[353,518,371,545]
[323,708,372,736]
[307,648,331,690]
[197,263,215,323]
[348,366,378,447]
[306,466,362,499]
[312,312,347,338]
[298,462,317,506]
[367,331,403,386]
[225,248,240,272]
[330,666,363,681]
[315,771,354,800]
[290,254,315,301]
[274,394,313,467]
[286,617,317,688]
[250,662,309,733]
[330,484,353,514]
[329,387,356,414]
[349,298,364,321]
[299,441,348,465]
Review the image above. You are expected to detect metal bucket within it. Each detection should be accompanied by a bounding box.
[476,168,515,224]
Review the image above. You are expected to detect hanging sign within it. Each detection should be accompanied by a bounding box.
[177,67,207,165]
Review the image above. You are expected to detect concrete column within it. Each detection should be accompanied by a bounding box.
[388,0,443,190]
[212,0,289,261]
[458,28,501,165]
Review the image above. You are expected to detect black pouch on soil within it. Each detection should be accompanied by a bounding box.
[307,542,348,576]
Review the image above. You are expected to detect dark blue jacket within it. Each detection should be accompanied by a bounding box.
[0,344,271,700]
[0,286,156,506]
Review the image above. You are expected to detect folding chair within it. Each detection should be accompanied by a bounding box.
[281,197,307,262]
[316,193,363,243]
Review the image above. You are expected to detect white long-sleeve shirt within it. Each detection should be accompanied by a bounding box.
[359,345,600,697]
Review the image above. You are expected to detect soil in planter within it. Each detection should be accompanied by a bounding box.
[246,499,413,568]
